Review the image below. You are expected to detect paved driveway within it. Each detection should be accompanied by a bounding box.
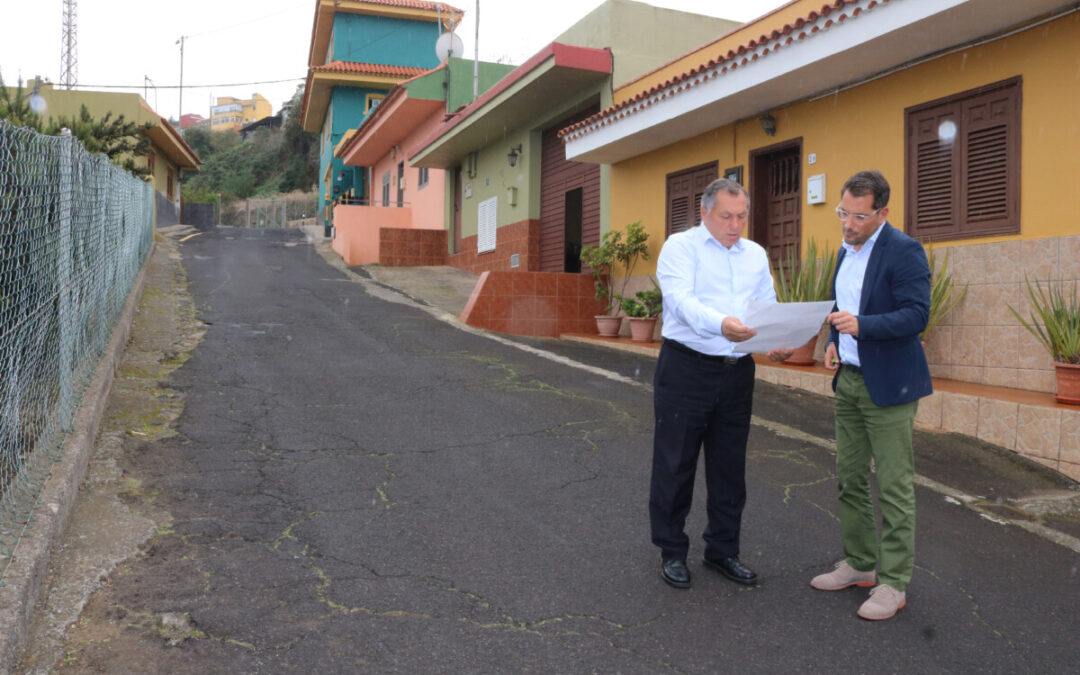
[19,227,1080,673]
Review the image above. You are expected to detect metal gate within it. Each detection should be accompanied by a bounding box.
[244,199,287,228]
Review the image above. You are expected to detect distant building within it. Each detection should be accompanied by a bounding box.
[180,113,207,129]
[240,113,283,142]
[210,94,272,132]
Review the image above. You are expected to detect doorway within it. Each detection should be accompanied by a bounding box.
[396,161,405,207]
[563,188,583,273]
[452,167,462,254]
[749,139,802,268]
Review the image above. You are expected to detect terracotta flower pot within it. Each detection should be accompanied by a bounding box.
[782,335,818,366]
[1053,361,1080,405]
[595,315,622,337]
[628,317,658,342]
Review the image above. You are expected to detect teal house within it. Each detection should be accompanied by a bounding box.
[301,0,463,234]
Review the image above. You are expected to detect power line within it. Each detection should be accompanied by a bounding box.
[69,77,306,90]
[187,1,310,39]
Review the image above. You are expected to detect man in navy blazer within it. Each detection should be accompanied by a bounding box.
[809,170,931,621]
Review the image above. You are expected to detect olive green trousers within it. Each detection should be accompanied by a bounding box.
[834,367,918,591]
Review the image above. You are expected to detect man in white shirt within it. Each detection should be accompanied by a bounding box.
[650,178,792,589]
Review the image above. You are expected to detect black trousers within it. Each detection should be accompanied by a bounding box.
[649,341,756,561]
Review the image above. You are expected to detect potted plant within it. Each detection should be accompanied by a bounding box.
[1008,277,1080,405]
[922,247,968,344]
[580,221,650,336]
[773,238,836,365]
[620,286,662,342]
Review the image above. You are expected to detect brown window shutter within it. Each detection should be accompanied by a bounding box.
[905,76,1020,241]
[909,105,959,238]
[666,162,717,237]
[960,82,1018,232]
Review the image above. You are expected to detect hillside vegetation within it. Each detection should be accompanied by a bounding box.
[181,88,318,204]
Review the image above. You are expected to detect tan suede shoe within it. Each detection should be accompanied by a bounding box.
[857,585,907,620]
[810,560,877,591]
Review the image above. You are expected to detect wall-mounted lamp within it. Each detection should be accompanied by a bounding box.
[760,113,777,137]
[507,144,523,168]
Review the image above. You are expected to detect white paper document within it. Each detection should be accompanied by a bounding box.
[732,300,834,354]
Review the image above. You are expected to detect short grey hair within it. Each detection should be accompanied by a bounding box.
[701,178,750,215]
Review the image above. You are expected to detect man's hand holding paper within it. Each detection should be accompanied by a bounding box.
[731,299,834,355]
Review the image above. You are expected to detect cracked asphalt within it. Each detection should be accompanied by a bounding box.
[18,226,1080,673]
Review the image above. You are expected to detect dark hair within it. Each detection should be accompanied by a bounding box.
[841,170,890,210]
[702,178,750,214]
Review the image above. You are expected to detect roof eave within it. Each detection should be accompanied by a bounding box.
[563,0,1075,165]
[409,43,612,168]
[301,69,405,132]
[338,94,444,165]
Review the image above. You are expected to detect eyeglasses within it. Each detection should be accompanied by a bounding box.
[835,206,881,223]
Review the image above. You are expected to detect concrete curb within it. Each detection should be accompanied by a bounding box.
[0,243,155,673]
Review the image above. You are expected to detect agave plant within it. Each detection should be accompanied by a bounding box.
[923,247,969,341]
[773,238,835,303]
[1008,277,1080,364]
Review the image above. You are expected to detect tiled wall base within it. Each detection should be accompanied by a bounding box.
[460,270,606,337]
[447,219,539,275]
[923,234,1080,394]
[379,228,447,267]
[755,363,1080,483]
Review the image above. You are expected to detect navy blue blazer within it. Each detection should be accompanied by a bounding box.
[828,222,932,407]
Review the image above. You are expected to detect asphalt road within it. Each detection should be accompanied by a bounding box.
[19,227,1080,673]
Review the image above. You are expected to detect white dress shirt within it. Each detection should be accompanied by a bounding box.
[656,224,777,356]
[834,223,885,367]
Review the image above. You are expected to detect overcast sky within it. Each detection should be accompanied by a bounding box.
[0,0,789,123]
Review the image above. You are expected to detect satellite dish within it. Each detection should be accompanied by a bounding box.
[435,32,464,61]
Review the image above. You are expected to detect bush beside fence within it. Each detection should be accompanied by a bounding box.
[0,120,154,578]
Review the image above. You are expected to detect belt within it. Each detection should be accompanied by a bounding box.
[664,339,749,365]
[840,362,863,375]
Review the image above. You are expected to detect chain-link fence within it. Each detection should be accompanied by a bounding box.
[0,121,154,578]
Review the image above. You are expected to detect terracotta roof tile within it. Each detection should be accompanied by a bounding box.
[358,0,463,13]
[558,0,886,142]
[312,61,429,77]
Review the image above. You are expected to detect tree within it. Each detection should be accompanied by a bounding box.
[277,86,318,193]
[44,105,153,178]
[0,72,44,130]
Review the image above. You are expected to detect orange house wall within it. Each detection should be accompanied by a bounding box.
[332,204,413,266]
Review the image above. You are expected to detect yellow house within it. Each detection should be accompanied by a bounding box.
[562,0,1080,475]
[24,83,201,227]
[210,94,272,131]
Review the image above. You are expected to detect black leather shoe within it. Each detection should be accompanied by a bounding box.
[661,559,691,588]
[703,556,758,585]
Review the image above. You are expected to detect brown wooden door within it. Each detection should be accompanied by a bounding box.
[452,166,462,254]
[750,140,802,268]
[540,105,601,273]
[666,162,718,237]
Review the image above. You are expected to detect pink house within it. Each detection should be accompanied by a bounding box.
[332,59,514,267]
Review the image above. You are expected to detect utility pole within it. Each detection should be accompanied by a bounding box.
[176,35,187,123]
[473,0,479,99]
[59,0,78,89]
